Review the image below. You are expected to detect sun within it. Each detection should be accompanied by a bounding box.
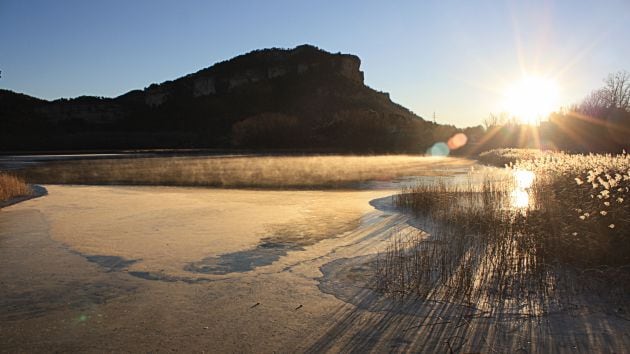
[503,76,559,124]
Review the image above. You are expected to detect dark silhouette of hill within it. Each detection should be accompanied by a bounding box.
[1,44,453,152]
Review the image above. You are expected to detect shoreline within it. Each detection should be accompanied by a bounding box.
[0,185,48,209]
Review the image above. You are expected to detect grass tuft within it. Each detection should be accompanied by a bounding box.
[0,173,31,202]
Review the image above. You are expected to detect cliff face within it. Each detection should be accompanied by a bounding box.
[1,45,434,152]
[142,44,364,107]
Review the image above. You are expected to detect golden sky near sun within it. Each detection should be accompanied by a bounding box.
[502,76,560,124]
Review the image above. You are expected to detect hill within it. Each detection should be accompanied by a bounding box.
[0,44,452,152]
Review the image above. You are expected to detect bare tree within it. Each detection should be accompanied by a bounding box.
[483,113,499,129]
[580,70,630,115]
[483,112,516,129]
[579,88,609,117]
[603,70,630,110]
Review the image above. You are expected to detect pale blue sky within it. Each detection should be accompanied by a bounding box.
[1,0,628,127]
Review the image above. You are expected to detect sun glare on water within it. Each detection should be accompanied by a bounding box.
[511,170,535,209]
[504,76,559,124]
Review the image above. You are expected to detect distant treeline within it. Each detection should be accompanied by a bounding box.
[468,71,630,154]
[0,89,464,153]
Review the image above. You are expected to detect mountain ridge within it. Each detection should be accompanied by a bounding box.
[1,44,456,152]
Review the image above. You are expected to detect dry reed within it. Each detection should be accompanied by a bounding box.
[377,151,630,315]
[0,173,31,202]
[17,155,474,189]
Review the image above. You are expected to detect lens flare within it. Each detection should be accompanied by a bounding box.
[447,133,468,150]
[427,142,450,157]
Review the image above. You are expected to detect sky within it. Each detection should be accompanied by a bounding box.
[1,0,629,127]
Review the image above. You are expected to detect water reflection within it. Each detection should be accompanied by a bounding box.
[511,170,535,208]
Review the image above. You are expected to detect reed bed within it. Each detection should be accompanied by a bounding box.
[377,150,630,314]
[477,148,551,167]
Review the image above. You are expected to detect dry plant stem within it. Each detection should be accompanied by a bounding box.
[0,173,31,201]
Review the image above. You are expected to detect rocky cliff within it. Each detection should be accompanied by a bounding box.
[1,45,439,152]
[139,44,365,107]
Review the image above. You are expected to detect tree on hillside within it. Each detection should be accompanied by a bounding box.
[231,113,302,149]
[579,70,630,116]
[603,70,630,110]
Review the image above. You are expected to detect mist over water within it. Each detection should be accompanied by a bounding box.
[16,154,479,189]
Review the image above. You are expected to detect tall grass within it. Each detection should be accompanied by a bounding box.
[0,173,31,202]
[512,150,630,265]
[18,155,474,189]
[477,148,551,167]
[377,150,630,314]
